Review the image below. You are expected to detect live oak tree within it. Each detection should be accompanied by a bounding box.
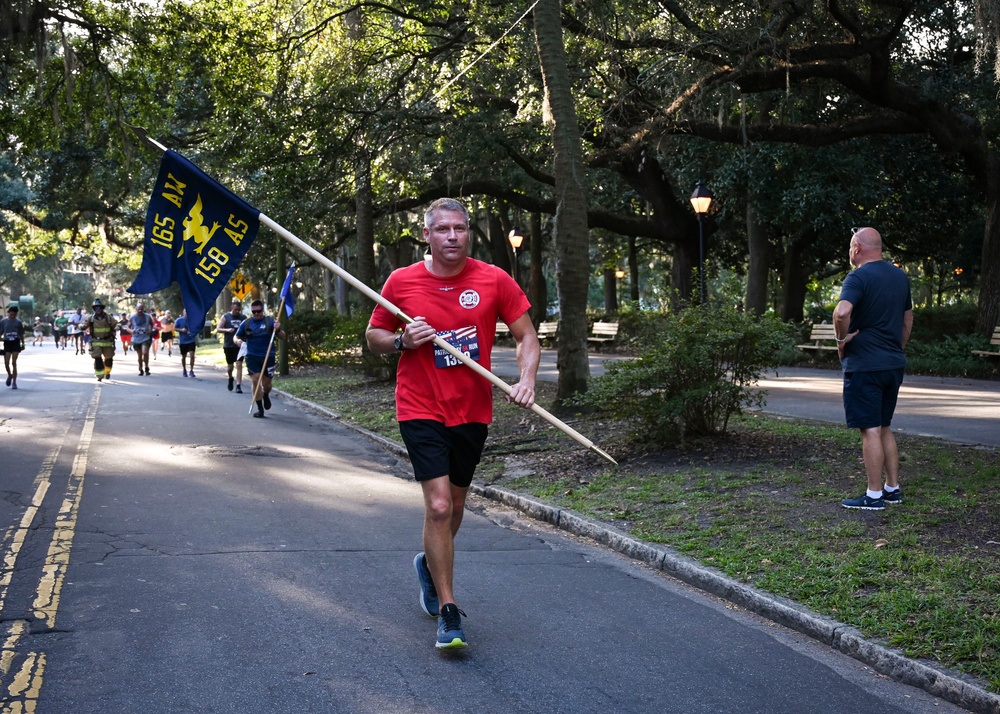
[6,0,1000,337]
[597,0,1000,333]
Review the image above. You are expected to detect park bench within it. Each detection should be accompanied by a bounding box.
[971,326,1000,358]
[796,323,839,352]
[587,321,619,347]
[536,321,558,343]
[495,321,511,338]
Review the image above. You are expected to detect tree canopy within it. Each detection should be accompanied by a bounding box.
[2,0,999,342]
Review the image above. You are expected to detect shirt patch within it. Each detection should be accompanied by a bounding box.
[434,326,480,368]
[458,290,480,309]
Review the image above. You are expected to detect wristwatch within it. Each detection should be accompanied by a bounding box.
[393,333,406,351]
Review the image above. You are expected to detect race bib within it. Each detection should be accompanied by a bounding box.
[433,326,480,368]
[4,331,18,341]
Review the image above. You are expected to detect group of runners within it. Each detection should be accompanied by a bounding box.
[6,297,285,420]
[39,306,177,359]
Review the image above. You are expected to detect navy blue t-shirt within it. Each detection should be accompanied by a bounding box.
[839,260,912,372]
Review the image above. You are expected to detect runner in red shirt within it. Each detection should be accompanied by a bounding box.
[367,198,540,650]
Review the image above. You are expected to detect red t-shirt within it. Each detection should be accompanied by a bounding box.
[369,258,531,426]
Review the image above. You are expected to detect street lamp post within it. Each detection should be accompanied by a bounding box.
[508,227,524,283]
[689,180,714,304]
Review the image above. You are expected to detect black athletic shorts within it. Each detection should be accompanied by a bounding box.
[398,420,488,488]
[223,346,244,364]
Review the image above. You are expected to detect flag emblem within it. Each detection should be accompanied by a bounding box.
[128,150,261,334]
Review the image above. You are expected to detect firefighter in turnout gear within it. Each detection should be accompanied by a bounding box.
[84,299,118,381]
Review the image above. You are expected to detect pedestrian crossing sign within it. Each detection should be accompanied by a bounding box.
[229,272,253,300]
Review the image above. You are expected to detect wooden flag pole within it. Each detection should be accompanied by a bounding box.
[131,127,616,465]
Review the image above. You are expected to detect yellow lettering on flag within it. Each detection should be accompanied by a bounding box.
[229,272,253,300]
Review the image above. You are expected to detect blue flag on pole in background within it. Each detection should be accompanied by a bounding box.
[279,264,296,317]
[127,150,261,334]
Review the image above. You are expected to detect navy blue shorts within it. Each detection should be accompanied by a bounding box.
[843,368,905,429]
[398,420,488,488]
[245,353,275,377]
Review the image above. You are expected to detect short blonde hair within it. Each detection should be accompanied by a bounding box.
[424,198,470,228]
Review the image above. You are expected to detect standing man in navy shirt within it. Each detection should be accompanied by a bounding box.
[833,227,913,510]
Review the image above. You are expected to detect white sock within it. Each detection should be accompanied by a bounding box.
[883,485,899,493]
[867,489,883,499]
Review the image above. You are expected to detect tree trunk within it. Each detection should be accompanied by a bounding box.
[528,211,546,326]
[628,235,639,303]
[671,232,698,308]
[603,266,618,314]
[615,146,698,304]
[745,203,770,317]
[355,154,376,317]
[779,237,810,323]
[488,210,513,276]
[534,0,590,402]
[976,166,1000,333]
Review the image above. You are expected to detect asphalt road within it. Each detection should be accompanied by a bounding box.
[491,348,1000,448]
[0,345,980,713]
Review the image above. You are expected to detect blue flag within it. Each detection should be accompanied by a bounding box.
[128,150,261,334]
[279,264,296,317]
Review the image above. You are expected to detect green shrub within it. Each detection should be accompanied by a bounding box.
[573,306,790,444]
[907,334,999,378]
[608,306,671,350]
[910,303,978,342]
[285,310,370,365]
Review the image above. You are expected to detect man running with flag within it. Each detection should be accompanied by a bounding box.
[366,198,540,650]
[234,299,286,418]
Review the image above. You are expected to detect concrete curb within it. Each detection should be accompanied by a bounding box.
[276,387,1000,714]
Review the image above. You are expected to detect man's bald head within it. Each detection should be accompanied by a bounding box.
[850,227,883,267]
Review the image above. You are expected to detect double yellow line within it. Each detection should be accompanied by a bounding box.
[1,388,100,713]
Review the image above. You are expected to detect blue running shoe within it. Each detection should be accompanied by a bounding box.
[882,488,903,505]
[841,493,885,510]
[414,552,439,617]
[436,604,467,650]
